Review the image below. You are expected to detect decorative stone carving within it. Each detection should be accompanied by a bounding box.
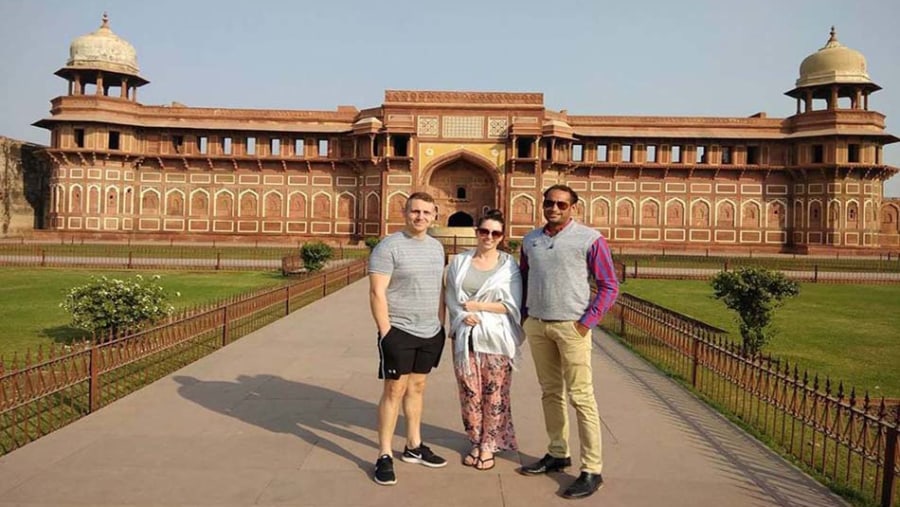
[417,116,439,137]
[442,117,484,139]
[385,90,543,105]
[488,117,509,138]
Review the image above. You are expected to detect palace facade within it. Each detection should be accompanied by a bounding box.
[33,16,900,251]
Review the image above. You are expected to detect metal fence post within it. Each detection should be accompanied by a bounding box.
[633,260,638,279]
[285,285,291,316]
[89,346,100,413]
[221,305,229,347]
[127,251,133,269]
[216,252,221,271]
[814,264,819,284]
[40,249,46,267]
[881,413,898,507]
[691,336,700,388]
[322,272,328,297]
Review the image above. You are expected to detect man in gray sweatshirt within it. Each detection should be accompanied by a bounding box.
[518,184,619,499]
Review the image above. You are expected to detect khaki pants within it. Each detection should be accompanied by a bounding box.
[524,317,602,473]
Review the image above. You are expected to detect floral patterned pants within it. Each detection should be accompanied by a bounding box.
[454,352,518,453]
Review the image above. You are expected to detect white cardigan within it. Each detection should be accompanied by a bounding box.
[445,250,525,374]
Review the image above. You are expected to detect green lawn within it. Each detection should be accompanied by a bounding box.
[619,279,900,399]
[0,268,287,360]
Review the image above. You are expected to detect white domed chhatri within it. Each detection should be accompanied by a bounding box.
[66,13,140,77]
[796,27,872,88]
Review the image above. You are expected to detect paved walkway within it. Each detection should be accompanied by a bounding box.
[0,280,848,506]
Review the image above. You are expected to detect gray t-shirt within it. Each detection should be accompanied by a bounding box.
[368,231,445,338]
[461,253,506,298]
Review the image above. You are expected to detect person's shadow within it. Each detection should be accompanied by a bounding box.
[174,374,466,473]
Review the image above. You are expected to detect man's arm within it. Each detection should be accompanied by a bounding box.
[518,245,529,322]
[578,236,620,331]
[369,272,392,337]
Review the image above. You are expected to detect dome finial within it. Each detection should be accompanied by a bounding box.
[101,12,109,29]
[822,25,841,49]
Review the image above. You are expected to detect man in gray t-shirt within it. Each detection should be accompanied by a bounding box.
[367,192,447,486]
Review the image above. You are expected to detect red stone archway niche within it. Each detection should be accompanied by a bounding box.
[421,150,499,227]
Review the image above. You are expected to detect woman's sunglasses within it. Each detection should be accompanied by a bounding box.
[476,227,504,239]
[542,199,571,211]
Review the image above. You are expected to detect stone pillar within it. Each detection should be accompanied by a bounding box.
[96,72,104,96]
[132,86,138,102]
[796,97,801,115]
[74,75,82,95]
[829,85,838,110]
[804,91,813,113]
[853,88,862,110]
[864,92,869,111]
[386,133,392,157]
[120,78,128,98]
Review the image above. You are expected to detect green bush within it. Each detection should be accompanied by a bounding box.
[711,267,799,355]
[364,236,380,251]
[506,239,521,253]
[301,241,334,272]
[60,274,177,336]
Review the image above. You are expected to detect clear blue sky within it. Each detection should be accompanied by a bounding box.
[2,0,899,195]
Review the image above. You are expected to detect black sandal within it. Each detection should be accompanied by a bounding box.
[475,455,495,471]
[462,448,479,467]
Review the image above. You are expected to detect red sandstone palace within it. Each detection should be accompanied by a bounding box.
[34,16,900,252]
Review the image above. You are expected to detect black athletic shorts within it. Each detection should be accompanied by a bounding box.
[377,326,445,380]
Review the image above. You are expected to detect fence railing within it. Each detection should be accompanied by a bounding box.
[0,243,368,271]
[615,254,900,284]
[0,258,368,456]
[602,292,900,507]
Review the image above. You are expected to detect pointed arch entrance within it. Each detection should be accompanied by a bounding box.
[422,150,499,227]
[448,211,474,227]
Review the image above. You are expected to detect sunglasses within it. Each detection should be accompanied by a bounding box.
[542,199,572,211]
[476,227,504,239]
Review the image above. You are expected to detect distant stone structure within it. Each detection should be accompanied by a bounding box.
[0,136,50,237]
[29,16,900,251]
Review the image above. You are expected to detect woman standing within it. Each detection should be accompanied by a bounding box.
[445,209,524,470]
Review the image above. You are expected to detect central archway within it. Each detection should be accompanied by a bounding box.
[421,149,499,228]
[448,211,474,227]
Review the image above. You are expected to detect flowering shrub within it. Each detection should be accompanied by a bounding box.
[301,241,333,272]
[61,274,178,335]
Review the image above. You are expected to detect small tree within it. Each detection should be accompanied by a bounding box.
[301,241,333,272]
[711,267,799,355]
[61,274,177,337]
[364,236,380,251]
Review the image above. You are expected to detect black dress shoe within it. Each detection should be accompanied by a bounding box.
[562,472,604,499]
[519,454,572,475]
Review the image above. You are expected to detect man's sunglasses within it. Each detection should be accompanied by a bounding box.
[542,199,572,211]
[476,228,504,239]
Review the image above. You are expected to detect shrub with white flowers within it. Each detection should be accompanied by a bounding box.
[61,274,178,335]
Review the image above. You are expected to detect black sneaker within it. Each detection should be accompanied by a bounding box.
[374,454,397,485]
[400,443,448,468]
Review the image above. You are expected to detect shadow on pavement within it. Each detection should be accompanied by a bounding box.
[173,374,466,473]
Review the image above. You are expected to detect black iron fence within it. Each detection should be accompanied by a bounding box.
[0,259,368,456]
[602,293,900,507]
[0,242,368,271]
